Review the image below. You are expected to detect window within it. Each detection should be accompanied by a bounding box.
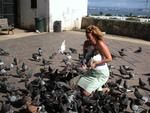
[31,0,37,9]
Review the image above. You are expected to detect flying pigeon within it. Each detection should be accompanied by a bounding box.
[59,40,66,54]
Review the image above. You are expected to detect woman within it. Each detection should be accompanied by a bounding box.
[77,25,112,96]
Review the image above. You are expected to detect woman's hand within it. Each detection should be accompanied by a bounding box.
[90,61,97,69]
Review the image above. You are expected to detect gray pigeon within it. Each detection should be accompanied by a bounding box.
[38,48,43,56]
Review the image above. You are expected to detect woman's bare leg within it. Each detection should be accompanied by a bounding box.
[83,90,91,96]
[102,87,110,93]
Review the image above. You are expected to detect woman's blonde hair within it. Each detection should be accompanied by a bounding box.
[86,25,104,40]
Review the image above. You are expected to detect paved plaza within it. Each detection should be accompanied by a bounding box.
[0,30,150,112]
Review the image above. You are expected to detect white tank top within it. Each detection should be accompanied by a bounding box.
[92,53,108,70]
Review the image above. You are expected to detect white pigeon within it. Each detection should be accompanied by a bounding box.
[67,55,72,60]
[59,40,66,54]
[0,60,4,65]
[10,63,14,68]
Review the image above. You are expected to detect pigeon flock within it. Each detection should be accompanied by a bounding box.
[0,40,150,113]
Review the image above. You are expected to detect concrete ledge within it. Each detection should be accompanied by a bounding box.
[81,17,150,41]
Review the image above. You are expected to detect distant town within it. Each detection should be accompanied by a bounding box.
[88,6,150,17]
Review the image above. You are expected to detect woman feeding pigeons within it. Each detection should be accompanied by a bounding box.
[70,25,112,96]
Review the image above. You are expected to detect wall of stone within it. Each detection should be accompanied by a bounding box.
[81,17,150,41]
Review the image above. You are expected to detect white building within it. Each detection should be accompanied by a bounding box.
[19,0,88,32]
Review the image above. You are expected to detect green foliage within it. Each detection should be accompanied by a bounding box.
[126,17,140,22]
[99,11,103,15]
[129,12,133,17]
[91,13,100,16]
[105,13,112,16]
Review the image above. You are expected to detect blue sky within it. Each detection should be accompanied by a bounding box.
[88,0,150,8]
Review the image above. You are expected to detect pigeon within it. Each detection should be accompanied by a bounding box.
[118,49,126,57]
[139,78,146,88]
[10,63,14,68]
[42,58,50,66]
[122,65,134,71]
[134,87,142,99]
[13,57,18,65]
[78,54,84,60]
[59,40,66,54]
[39,105,47,113]
[49,52,57,59]
[147,77,150,86]
[7,91,21,102]
[130,98,144,113]
[69,48,77,54]
[16,66,23,77]
[134,87,149,104]
[0,68,7,75]
[108,65,115,69]
[123,80,129,89]
[0,101,14,113]
[116,78,123,85]
[0,59,4,65]
[66,54,72,60]
[32,94,41,106]
[119,93,129,111]
[38,48,43,56]
[134,47,142,53]
[32,53,40,61]
[48,66,53,73]
[22,62,28,72]
[0,48,9,56]
[62,58,71,66]
[128,72,135,78]
[26,69,33,80]
[119,65,128,75]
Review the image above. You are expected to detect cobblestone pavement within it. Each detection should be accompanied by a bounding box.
[0,31,150,112]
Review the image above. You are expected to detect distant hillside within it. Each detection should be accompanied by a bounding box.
[88,0,150,9]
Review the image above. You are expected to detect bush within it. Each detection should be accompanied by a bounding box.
[126,17,140,22]
[105,13,112,16]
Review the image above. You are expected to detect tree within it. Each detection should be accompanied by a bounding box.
[99,11,103,15]
[129,12,133,17]
[105,13,112,16]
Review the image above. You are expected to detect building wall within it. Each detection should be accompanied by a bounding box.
[19,0,87,31]
[19,0,49,30]
[49,0,88,31]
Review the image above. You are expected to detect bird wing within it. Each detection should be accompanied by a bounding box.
[60,40,66,53]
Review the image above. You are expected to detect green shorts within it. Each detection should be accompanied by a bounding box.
[77,68,109,94]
